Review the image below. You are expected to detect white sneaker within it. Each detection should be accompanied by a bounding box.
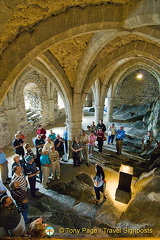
[57,177,60,180]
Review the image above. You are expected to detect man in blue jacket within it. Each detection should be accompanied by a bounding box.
[116,125,125,155]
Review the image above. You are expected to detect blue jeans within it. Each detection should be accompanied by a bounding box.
[94,185,104,200]
[108,135,115,144]
[17,202,29,223]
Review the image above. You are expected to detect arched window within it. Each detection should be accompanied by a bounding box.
[58,93,64,109]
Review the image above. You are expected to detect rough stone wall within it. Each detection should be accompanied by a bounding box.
[15,72,49,136]
[15,72,66,135]
[0,71,65,148]
[114,70,159,107]
[0,106,11,147]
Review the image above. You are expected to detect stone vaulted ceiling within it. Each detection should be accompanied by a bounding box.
[49,34,94,87]
[0,0,159,104]
[0,0,132,55]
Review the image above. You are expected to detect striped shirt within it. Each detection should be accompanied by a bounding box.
[11,173,27,192]
[10,188,27,203]
[49,151,59,162]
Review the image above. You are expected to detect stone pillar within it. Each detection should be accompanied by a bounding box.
[47,99,55,124]
[67,120,82,141]
[94,105,104,125]
[5,109,19,139]
[106,97,113,122]
[67,92,83,157]
[85,92,93,107]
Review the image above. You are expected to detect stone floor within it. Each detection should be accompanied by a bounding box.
[1,113,150,239]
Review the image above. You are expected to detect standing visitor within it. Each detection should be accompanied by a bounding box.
[34,135,45,182]
[89,131,97,156]
[12,134,25,160]
[80,130,90,167]
[96,128,105,152]
[40,150,51,188]
[24,143,35,158]
[0,147,8,184]
[36,125,46,140]
[97,119,106,133]
[11,165,28,192]
[91,164,106,205]
[48,129,56,142]
[141,131,156,157]
[49,146,60,180]
[43,137,54,152]
[25,156,40,198]
[0,181,7,201]
[116,125,125,155]
[107,123,116,145]
[35,135,45,156]
[12,154,26,176]
[54,135,65,160]
[10,181,29,223]
[86,126,91,136]
[90,121,97,134]
[71,137,83,167]
[63,127,68,154]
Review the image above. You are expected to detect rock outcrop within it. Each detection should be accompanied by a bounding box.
[143,96,160,139]
[113,99,160,155]
[117,168,160,238]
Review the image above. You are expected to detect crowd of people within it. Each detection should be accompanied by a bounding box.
[71,120,125,168]
[0,125,66,237]
[0,120,159,237]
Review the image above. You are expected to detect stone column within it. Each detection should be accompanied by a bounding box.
[67,92,83,156]
[47,99,55,124]
[67,120,82,141]
[94,105,104,125]
[106,97,113,122]
[85,92,93,107]
[5,109,19,139]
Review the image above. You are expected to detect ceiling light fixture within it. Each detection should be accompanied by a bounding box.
[136,72,143,79]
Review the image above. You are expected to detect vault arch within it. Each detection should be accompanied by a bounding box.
[0,2,159,103]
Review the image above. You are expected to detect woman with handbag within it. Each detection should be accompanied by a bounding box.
[91,164,107,205]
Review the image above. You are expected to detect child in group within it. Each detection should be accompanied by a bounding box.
[89,131,97,156]
[49,146,60,180]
